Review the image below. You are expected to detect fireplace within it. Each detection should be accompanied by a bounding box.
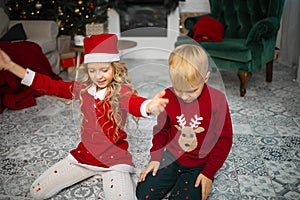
[108,1,180,59]
[119,4,167,37]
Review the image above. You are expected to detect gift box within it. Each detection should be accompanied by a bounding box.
[60,50,84,80]
[60,56,84,69]
[85,23,105,36]
[57,35,71,54]
[60,51,83,69]
[61,57,75,69]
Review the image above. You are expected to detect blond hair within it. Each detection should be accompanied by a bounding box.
[168,44,208,89]
[75,61,136,142]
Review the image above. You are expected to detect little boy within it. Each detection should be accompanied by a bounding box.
[136,44,233,200]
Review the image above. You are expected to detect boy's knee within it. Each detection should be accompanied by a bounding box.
[136,182,149,199]
[136,181,162,200]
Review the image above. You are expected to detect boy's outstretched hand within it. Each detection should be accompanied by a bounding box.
[147,90,169,116]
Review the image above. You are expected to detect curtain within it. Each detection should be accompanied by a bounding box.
[277,0,300,74]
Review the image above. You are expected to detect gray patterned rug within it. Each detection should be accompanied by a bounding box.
[0,59,299,200]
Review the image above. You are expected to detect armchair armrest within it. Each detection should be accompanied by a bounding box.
[246,17,280,45]
[9,20,58,42]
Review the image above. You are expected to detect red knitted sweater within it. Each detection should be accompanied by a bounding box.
[150,85,232,179]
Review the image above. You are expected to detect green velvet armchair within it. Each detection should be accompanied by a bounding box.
[175,0,285,96]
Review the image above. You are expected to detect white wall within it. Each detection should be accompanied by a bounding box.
[278,0,300,69]
[179,0,210,13]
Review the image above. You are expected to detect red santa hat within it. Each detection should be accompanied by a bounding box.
[83,33,120,64]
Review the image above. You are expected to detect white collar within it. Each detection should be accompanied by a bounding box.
[87,85,107,100]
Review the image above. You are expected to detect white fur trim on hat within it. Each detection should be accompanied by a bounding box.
[84,53,120,64]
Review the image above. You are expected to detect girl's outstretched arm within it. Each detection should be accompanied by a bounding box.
[0,49,26,79]
[0,48,73,99]
[146,90,169,115]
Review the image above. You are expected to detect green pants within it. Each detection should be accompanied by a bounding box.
[136,151,205,200]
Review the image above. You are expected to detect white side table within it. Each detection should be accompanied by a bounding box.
[118,40,137,51]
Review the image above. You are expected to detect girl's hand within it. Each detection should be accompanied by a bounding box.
[0,49,26,79]
[194,173,212,200]
[0,49,13,70]
[138,161,160,182]
[147,90,169,115]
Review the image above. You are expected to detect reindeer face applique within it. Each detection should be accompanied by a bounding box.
[175,114,205,152]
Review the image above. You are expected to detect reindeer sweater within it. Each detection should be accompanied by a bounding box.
[150,84,233,180]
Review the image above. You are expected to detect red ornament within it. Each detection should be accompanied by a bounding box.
[89,4,95,9]
[22,15,27,19]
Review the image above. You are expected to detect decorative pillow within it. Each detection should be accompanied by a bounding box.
[0,23,27,42]
[193,16,224,42]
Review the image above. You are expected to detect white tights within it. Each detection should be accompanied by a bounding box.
[30,157,137,200]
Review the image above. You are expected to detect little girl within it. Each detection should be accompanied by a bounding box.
[0,33,168,199]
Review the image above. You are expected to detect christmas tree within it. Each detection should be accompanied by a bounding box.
[6,0,110,36]
[6,0,57,20]
[56,0,109,35]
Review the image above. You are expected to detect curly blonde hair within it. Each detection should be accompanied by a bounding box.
[74,61,137,142]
